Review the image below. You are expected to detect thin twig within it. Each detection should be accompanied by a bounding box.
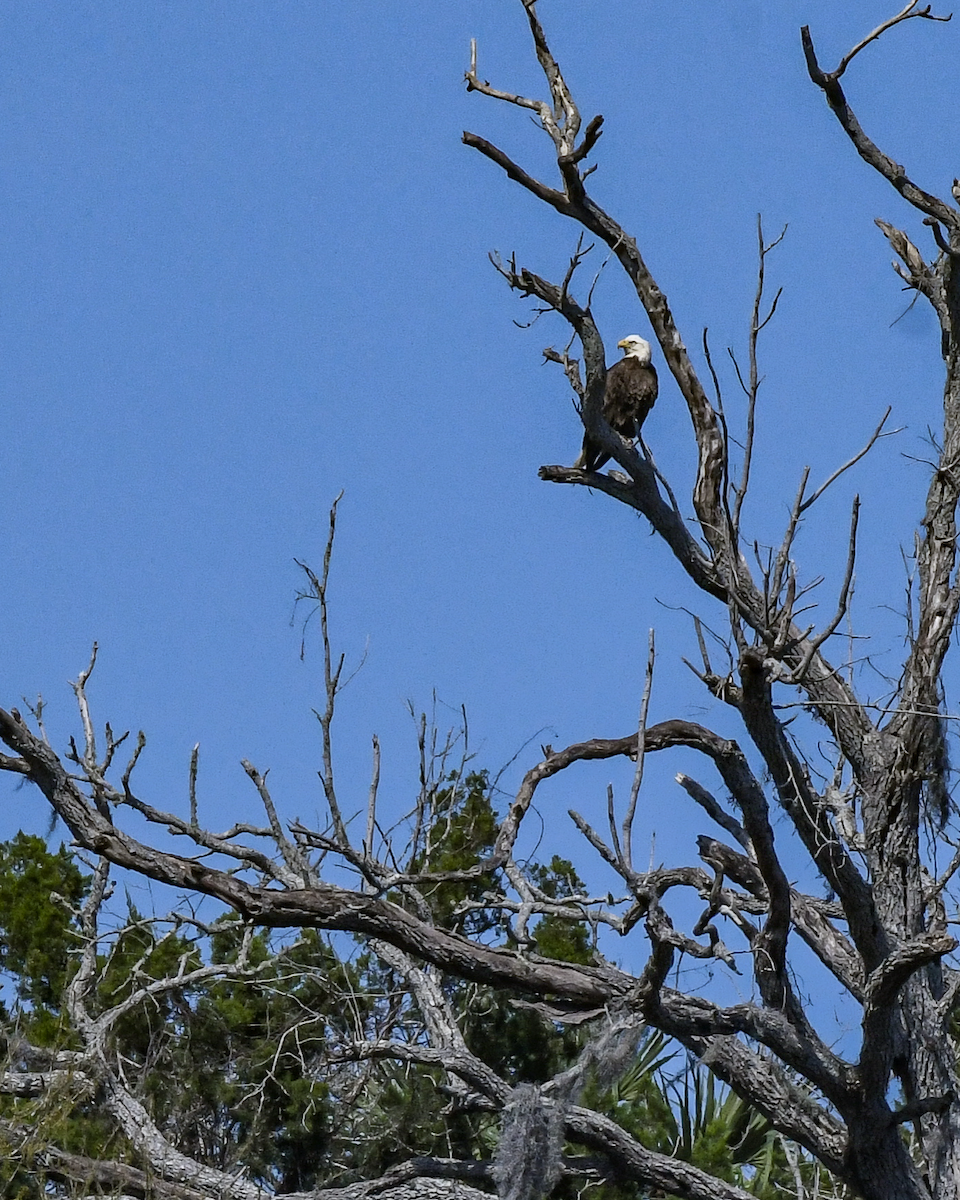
[835,2,952,79]
[733,218,787,533]
[70,644,100,769]
[622,630,656,871]
[188,743,199,827]
[606,784,623,866]
[297,492,348,844]
[792,497,861,680]
[799,408,895,513]
[365,734,381,862]
[771,467,810,608]
[465,38,554,128]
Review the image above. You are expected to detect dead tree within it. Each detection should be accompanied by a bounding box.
[4,3,960,1199]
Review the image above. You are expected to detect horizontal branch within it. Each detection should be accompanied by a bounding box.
[26,1141,209,1200]
[0,707,633,1010]
[0,1069,93,1098]
[538,464,724,600]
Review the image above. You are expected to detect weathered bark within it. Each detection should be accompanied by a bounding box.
[461,5,960,1197]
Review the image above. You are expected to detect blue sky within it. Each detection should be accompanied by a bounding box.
[0,1,954,960]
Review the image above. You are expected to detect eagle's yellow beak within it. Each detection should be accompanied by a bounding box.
[617,338,628,350]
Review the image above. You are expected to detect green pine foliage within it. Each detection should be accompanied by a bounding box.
[166,928,342,1191]
[410,769,501,934]
[408,772,590,1086]
[0,836,107,1198]
[0,833,89,1016]
[0,793,845,1199]
[528,857,592,965]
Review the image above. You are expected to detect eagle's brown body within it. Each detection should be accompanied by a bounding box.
[576,336,658,472]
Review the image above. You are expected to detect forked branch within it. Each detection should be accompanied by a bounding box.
[802,11,958,229]
[832,2,951,80]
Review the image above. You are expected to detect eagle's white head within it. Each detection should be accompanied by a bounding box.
[618,335,653,364]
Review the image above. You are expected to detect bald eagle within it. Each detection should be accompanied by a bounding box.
[575,335,658,472]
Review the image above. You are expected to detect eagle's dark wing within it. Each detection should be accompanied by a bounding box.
[576,357,658,472]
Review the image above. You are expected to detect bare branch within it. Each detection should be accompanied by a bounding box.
[70,642,99,768]
[622,629,656,869]
[802,18,958,229]
[800,409,895,514]
[296,491,348,844]
[465,38,555,127]
[676,774,749,848]
[365,733,381,861]
[834,2,952,79]
[188,741,199,826]
[732,217,787,534]
[242,758,315,884]
[792,495,861,680]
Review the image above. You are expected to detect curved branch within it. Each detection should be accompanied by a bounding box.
[0,706,632,1010]
[801,20,958,230]
[799,410,894,515]
[561,1103,760,1200]
[834,3,952,76]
